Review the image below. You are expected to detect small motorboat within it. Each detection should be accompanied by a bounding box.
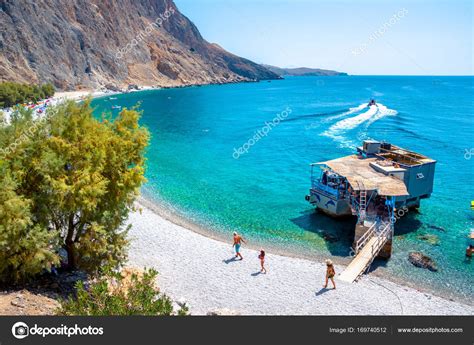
[111,105,122,110]
[368,99,376,106]
[109,97,117,100]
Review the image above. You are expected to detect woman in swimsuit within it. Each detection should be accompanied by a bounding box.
[323,259,336,289]
[258,249,267,273]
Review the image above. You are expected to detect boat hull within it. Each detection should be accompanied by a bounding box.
[307,189,352,217]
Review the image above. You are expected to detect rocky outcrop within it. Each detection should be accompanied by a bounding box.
[408,252,438,272]
[0,0,279,90]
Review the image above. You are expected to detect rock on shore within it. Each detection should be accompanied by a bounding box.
[408,252,438,272]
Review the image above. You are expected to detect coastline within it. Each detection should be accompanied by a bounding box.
[126,195,474,315]
[52,78,269,103]
[70,83,471,306]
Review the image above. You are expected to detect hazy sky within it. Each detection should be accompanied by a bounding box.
[175,0,473,75]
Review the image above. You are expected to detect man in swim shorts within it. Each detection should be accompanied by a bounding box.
[233,231,246,260]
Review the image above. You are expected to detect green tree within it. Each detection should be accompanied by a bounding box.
[0,99,149,282]
[0,82,56,107]
[58,268,188,316]
[0,172,59,282]
[41,83,55,98]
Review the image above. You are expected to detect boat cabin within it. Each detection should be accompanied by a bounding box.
[305,140,436,277]
[306,140,436,222]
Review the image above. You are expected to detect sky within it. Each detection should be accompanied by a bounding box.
[174,0,473,75]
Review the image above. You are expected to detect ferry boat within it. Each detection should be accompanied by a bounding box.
[305,140,436,219]
[305,140,437,280]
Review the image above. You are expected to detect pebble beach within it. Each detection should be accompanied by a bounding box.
[126,200,474,316]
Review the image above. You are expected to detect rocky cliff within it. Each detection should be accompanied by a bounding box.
[0,0,279,90]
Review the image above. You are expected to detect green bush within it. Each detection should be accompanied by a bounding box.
[0,100,149,283]
[0,82,55,108]
[58,268,189,316]
[0,173,59,282]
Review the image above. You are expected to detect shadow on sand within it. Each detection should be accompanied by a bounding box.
[223,257,239,264]
[367,257,389,274]
[315,287,333,296]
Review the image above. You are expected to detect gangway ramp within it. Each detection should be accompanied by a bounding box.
[339,221,392,283]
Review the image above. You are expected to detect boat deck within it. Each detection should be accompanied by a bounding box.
[317,155,409,196]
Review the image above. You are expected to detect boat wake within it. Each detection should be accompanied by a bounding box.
[366,103,398,126]
[321,103,397,148]
[329,105,378,131]
[322,103,368,122]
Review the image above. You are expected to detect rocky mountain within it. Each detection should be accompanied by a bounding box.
[262,64,347,77]
[0,0,279,90]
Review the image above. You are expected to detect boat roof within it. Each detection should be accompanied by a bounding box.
[315,155,409,196]
[376,144,436,166]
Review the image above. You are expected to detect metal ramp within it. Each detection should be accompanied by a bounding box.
[339,221,392,283]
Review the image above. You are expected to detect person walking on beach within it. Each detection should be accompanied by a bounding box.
[323,259,336,289]
[258,249,267,273]
[232,231,246,260]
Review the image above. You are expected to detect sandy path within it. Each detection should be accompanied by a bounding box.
[126,205,473,315]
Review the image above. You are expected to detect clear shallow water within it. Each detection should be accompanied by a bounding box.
[93,76,474,302]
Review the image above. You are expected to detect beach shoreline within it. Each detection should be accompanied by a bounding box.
[126,196,474,315]
[136,195,473,306]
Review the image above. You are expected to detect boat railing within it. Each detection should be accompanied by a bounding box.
[355,222,377,254]
[371,222,392,257]
[355,220,392,255]
[311,179,340,197]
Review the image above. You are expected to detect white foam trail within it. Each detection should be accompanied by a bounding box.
[366,103,398,126]
[329,105,378,131]
[320,103,398,149]
[323,103,368,122]
[321,105,378,149]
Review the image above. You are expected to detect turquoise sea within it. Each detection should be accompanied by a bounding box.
[93,76,474,302]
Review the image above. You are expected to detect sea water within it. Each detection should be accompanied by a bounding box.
[93,76,474,302]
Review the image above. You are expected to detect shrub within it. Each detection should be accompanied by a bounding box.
[58,268,188,316]
[0,100,149,283]
[0,173,59,283]
[0,82,55,108]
